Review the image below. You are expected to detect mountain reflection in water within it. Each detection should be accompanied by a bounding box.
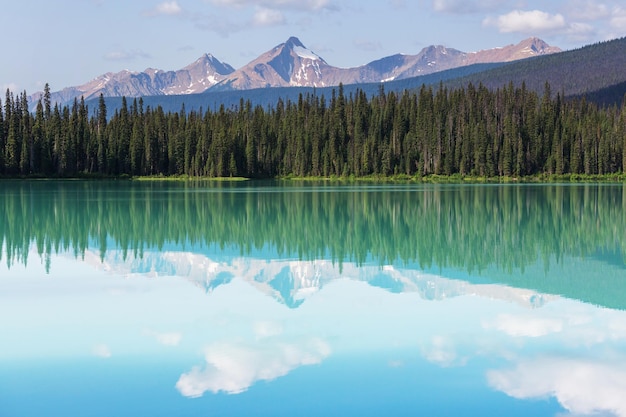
[2,180,625,308]
[1,181,625,417]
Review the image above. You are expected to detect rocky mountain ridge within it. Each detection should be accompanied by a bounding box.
[34,36,560,106]
[31,53,235,105]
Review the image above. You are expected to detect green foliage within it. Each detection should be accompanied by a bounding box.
[2,79,626,179]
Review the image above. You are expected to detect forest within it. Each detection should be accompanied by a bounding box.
[1,81,626,178]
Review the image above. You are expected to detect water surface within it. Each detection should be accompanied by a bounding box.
[1,181,625,417]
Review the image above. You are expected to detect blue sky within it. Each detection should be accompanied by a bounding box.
[3,0,626,95]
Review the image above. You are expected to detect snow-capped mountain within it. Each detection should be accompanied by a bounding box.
[212,37,333,90]
[212,36,560,91]
[363,37,561,81]
[31,53,235,105]
[163,53,236,95]
[33,36,560,106]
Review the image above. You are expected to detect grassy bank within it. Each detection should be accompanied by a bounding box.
[131,175,250,182]
[1,173,625,183]
[276,172,626,183]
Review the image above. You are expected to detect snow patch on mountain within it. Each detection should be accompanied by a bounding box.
[293,45,320,61]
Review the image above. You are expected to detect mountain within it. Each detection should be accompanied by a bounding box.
[31,53,235,105]
[443,36,626,99]
[164,53,236,94]
[212,36,560,91]
[35,36,559,107]
[361,37,560,82]
[86,36,626,115]
[211,36,334,90]
[89,62,505,115]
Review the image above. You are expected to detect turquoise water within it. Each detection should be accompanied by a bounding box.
[1,181,625,416]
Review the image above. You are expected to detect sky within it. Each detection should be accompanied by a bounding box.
[3,0,626,95]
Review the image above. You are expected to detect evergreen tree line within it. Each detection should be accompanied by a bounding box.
[2,82,626,178]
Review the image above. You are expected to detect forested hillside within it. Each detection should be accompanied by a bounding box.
[446,37,626,106]
[2,81,625,178]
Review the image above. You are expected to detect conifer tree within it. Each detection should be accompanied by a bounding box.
[4,90,19,174]
[0,96,5,174]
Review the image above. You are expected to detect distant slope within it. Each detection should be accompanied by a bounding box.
[83,37,626,114]
[38,36,558,109]
[571,80,626,107]
[89,62,505,115]
[211,36,559,91]
[443,37,626,103]
[30,54,235,106]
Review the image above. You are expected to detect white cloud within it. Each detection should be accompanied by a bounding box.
[176,338,330,397]
[564,22,596,42]
[566,0,610,21]
[196,0,336,34]
[421,335,465,367]
[143,1,183,17]
[92,343,112,358]
[487,356,626,417]
[252,8,286,26]
[486,314,563,337]
[143,329,182,346]
[156,1,182,15]
[104,49,151,61]
[432,0,503,14]
[253,320,284,339]
[484,9,567,34]
[610,7,626,30]
[210,0,335,12]
[2,83,20,93]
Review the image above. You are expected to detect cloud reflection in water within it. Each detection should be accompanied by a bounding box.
[487,356,626,417]
[176,338,331,397]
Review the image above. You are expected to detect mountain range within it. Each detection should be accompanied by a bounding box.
[34,36,560,107]
[210,36,559,91]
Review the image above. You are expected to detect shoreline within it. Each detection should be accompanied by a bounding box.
[1,173,625,183]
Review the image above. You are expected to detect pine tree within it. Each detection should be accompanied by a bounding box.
[43,83,51,120]
[0,96,4,174]
[32,100,45,174]
[19,91,32,175]
[4,90,20,175]
[96,94,107,173]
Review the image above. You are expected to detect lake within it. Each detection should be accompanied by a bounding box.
[1,180,625,417]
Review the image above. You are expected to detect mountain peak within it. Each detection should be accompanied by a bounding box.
[512,37,561,58]
[285,36,304,48]
[282,37,322,62]
[519,37,560,52]
[184,53,235,76]
[35,36,564,106]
